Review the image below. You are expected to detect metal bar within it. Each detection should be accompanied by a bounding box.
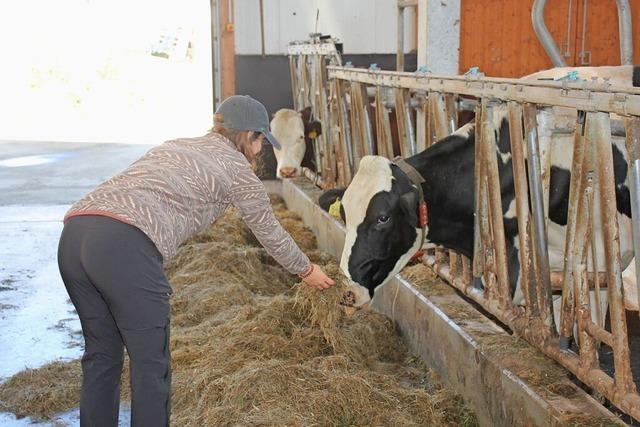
[591,111,635,393]
[585,321,614,348]
[625,117,640,320]
[531,0,568,67]
[395,88,414,157]
[523,103,554,332]
[558,110,587,345]
[349,82,365,170]
[375,87,394,159]
[416,95,428,152]
[259,0,265,57]
[473,104,485,284]
[334,79,354,181]
[481,101,512,308]
[615,0,634,65]
[328,67,640,115]
[289,56,300,111]
[425,252,640,421]
[330,81,347,187]
[507,102,535,312]
[397,3,405,71]
[359,84,376,156]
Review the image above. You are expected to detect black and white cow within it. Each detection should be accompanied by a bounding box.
[271,107,322,178]
[321,65,639,311]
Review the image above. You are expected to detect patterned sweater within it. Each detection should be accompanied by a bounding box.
[65,133,311,275]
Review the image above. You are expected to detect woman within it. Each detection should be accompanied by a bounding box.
[57,95,335,427]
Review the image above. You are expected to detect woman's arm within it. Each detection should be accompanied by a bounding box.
[229,176,334,289]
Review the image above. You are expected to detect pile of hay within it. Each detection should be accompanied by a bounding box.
[0,194,475,426]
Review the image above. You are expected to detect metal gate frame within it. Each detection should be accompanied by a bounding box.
[289,50,640,421]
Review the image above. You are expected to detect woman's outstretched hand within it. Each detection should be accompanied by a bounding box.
[302,264,336,290]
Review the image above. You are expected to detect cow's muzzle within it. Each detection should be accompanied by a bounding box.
[279,167,299,178]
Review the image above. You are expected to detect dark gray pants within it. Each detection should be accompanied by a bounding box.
[58,215,172,427]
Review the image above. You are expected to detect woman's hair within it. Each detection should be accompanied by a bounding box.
[211,113,263,172]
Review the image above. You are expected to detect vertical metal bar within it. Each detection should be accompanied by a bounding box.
[395,88,414,157]
[375,87,394,159]
[473,104,485,285]
[289,56,298,111]
[523,103,554,331]
[359,84,376,156]
[334,79,354,182]
[507,102,535,312]
[624,117,640,320]
[587,186,604,328]
[349,82,365,170]
[591,111,634,393]
[430,92,450,140]
[444,93,458,133]
[397,4,405,71]
[481,101,512,307]
[416,94,428,152]
[330,80,347,187]
[558,110,587,346]
[316,55,335,188]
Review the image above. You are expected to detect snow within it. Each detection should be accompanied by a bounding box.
[0,205,134,425]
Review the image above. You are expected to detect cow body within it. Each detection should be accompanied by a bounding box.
[322,65,639,309]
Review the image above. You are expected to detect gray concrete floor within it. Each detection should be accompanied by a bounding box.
[0,141,152,205]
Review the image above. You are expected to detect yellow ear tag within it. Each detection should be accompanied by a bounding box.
[328,198,342,219]
[307,130,317,139]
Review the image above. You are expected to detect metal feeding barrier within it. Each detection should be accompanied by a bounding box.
[287,41,640,422]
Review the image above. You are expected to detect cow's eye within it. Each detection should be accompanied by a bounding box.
[377,215,390,224]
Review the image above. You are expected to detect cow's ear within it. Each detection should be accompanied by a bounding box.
[307,121,322,138]
[399,190,418,226]
[319,188,346,212]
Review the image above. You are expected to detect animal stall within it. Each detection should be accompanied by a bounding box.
[288,38,640,424]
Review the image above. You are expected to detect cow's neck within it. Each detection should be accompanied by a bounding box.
[404,131,478,259]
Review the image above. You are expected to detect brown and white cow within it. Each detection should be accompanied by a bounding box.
[270,107,322,178]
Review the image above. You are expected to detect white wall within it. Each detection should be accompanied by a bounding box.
[235,0,416,55]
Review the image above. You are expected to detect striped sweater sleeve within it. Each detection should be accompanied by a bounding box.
[228,167,311,276]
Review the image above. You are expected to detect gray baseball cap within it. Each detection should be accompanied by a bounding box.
[215,95,280,150]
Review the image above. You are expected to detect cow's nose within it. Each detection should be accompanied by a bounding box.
[279,167,297,178]
[340,290,356,307]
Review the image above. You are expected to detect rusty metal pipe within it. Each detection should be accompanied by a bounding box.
[558,111,587,346]
[524,104,554,330]
[592,111,635,393]
[481,101,512,307]
[625,118,640,320]
[508,102,534,311]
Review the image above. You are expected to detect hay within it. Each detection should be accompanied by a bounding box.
[0,360,130,421]
[0,195,475,426]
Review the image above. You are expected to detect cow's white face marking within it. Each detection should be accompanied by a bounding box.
[270,109,306,178]
[339,155,425,307]
[340,156,393,306]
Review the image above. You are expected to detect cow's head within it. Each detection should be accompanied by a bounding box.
[323,156,425,308]
[270,107,322,178]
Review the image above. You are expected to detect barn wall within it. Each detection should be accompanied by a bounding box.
[234,0,416,55]
[459,0,640,78]
[233,0,418,114]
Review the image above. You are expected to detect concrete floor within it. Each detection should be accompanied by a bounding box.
[0,140,152,425]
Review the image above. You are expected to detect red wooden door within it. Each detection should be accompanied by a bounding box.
[459,0,640,78]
